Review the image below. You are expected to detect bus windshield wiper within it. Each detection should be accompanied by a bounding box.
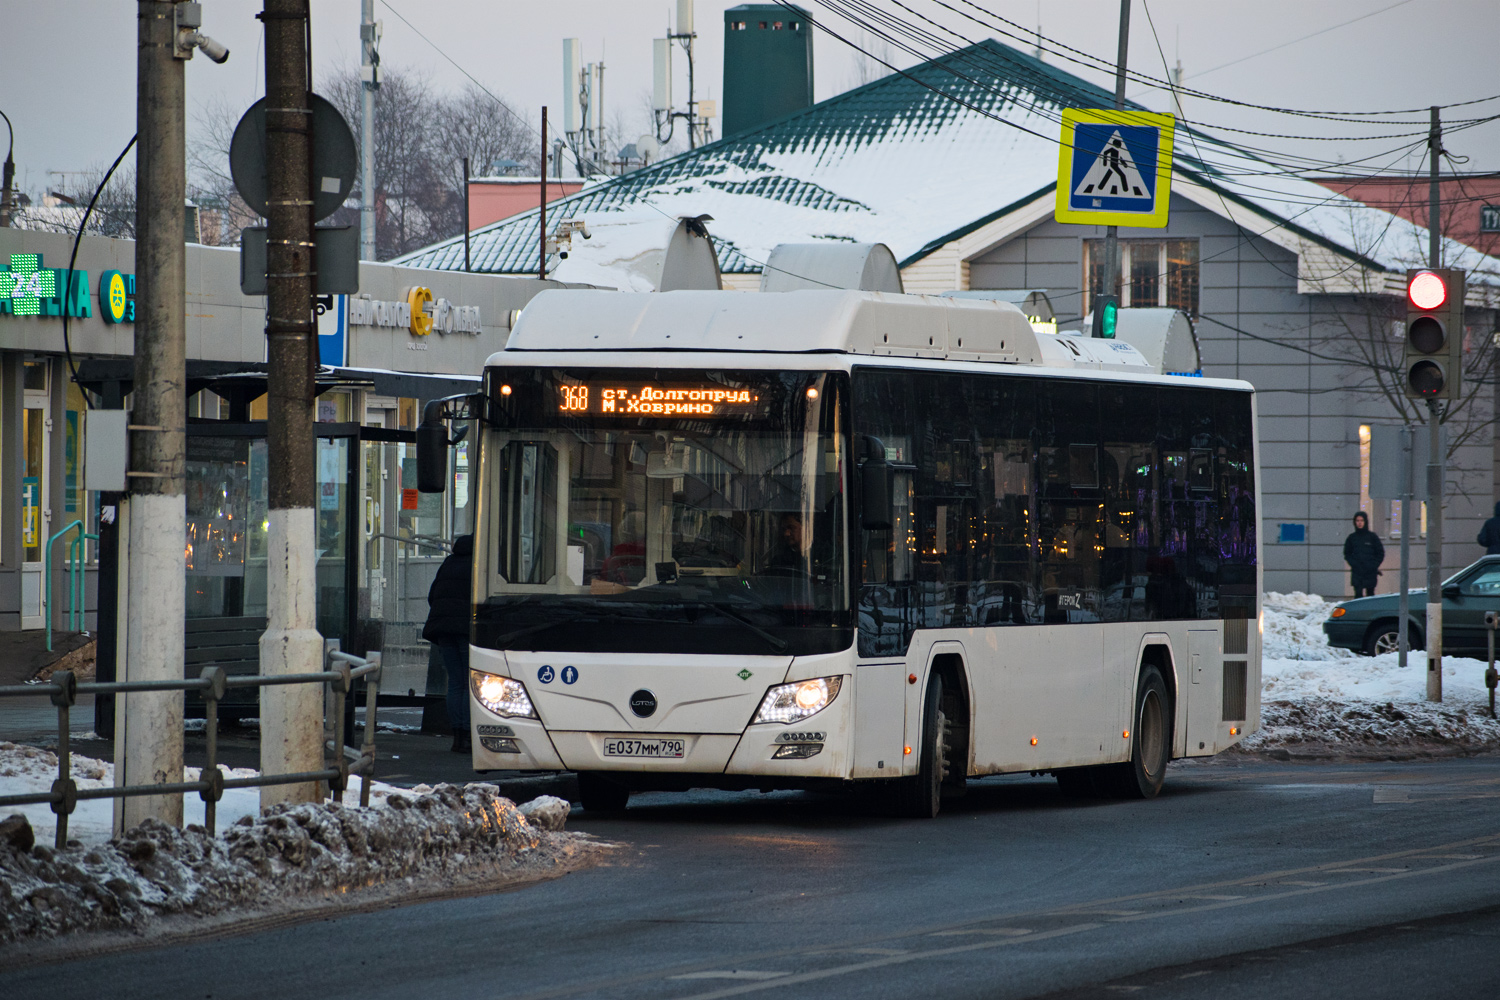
[688,602,789,653]
[491,607,662,649]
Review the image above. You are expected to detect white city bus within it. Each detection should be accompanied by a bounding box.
[419,289,1261,817]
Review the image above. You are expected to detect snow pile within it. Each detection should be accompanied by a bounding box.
[0,784,594,945]
[1244,592,1500,756]
[0,742,408,848]
[1261,591,1358,662]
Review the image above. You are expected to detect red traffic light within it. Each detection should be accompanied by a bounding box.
[1408,270,1447,311]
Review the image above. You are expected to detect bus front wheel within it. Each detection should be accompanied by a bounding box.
[892,673,949,819]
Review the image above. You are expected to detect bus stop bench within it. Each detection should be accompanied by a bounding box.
[184,616,266,719]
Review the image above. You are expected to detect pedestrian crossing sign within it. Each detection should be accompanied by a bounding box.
[1055,108,1175,228]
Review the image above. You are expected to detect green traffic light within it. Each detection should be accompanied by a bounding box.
[1100,298,1118,339]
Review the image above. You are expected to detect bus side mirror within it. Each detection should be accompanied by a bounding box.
[416,420,447,493]
[861,435,892,530]
[417,392,482,493]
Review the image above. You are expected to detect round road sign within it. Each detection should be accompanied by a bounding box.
[229,93,358,222]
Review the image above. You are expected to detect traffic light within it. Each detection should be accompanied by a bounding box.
[1403,267,1465,400]
[1091,295,1119,339]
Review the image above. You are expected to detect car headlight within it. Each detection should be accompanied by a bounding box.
[470,671,537,719]
[752,676,842,725]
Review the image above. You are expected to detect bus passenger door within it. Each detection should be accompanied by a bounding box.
[1185,629,1220,754]
[852,663,906,777]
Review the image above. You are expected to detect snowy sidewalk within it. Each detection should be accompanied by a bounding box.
[0,746,592,946]
[1248,592,1500,756]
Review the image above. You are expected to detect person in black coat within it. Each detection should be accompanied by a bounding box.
[1343,512,1384,599]
[1477,502,1500,555]
[423,535,474,752]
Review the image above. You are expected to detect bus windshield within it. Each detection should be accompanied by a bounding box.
[474,369,852,656]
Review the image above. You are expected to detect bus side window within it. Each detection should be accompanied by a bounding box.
[497,440,558,585]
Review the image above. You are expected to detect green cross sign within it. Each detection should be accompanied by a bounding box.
[0,254,57,316]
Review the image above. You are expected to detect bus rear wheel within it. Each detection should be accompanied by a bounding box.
[892,674,949,819]
[1104,665,1170,799]
[576,772,630,813]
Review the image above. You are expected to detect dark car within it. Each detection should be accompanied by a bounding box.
[1323,555,1500,656]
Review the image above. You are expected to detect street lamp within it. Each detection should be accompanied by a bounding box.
[0,109,15,228]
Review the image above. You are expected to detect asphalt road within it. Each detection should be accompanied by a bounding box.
[6,754,1500,999]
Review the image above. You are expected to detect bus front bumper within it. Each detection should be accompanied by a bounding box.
[469,701,852,780]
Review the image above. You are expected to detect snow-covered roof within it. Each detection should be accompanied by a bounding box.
[394,38,1500,297]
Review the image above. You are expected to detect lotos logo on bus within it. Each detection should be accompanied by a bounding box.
[628,689,658,718]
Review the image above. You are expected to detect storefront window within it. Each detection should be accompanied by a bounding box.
[22,407,43,562]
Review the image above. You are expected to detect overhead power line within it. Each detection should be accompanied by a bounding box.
[939,0,1500,121]
[1190,0,1415,80]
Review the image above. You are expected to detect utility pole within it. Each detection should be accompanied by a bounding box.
[1425,105,1445,703]
[359,0,379,260]
[462,156,471,272]
[539,107,548,280]
[123,0,188,829]
[260,0,323,804]
[1101,0,1130,316]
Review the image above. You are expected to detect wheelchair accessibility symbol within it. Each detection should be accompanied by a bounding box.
[537,665,555,684]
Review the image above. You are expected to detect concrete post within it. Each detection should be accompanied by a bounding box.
[121,0,187,830]
[260,0,324,808]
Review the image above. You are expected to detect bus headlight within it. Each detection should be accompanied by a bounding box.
[470,671,537,719]
[752,676,842,725]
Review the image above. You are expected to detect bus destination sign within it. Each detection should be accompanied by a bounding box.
[557,383,761,418]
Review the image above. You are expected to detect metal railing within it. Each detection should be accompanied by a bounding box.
[45,519,99,651]
[0,643,382,849]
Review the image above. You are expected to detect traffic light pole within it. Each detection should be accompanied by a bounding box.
[1425,105,1443,703]
[260,0,324,805]
[1101,0,1130,317]
[1397,423,1411,668]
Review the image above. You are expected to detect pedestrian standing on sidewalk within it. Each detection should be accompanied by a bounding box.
[1343,512,1384,599]
[423,534,474,753]
[1477,502,1500,555]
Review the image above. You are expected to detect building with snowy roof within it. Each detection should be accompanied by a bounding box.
[396,36,1500,598]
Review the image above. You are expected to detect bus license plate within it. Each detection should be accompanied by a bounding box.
[602,737,686,759]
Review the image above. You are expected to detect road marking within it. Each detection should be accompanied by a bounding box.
[504,834,1500,1000]
[1053,909,1143,916]
[1325,867,1409,873]
[1181,894,1244,901]
[665,924,1101,1000]
[929,927,1032,937]
[670,972,789,982]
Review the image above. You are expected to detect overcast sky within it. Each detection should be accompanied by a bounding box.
[3,1,1496,196]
